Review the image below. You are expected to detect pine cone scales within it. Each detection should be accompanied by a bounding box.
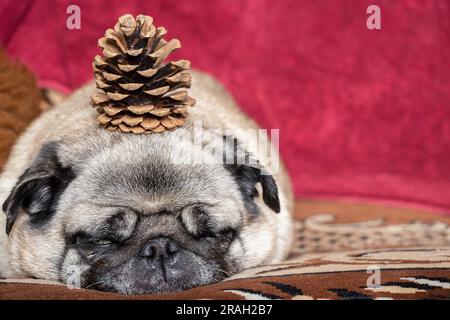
[91,14,195,134]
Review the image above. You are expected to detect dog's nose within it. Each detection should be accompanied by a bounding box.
[139,237,180,259]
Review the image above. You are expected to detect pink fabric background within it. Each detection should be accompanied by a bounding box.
[0,0,449,212]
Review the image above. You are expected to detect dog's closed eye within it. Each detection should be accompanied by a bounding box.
[180,206,237,244]
[180,205,211,238]
[92,239,115,246]
[69,210,138,250]
[99,209,138,243]
[71,233,120,255]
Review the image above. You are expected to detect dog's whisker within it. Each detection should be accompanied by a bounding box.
[215,268,233,278]
[84,280,106,289]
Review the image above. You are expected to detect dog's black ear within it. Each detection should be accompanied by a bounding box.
[223,136,280,214]
[232,164,280,214]
[2,142,75,235]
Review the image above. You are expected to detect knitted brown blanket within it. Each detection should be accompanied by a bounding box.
[0,49,42,169]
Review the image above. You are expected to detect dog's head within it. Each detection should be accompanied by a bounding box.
[2,130,284,294]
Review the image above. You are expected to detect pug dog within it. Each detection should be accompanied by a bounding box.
[0,70,293,294]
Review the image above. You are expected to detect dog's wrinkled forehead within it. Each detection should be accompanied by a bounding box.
[58,134,244,232]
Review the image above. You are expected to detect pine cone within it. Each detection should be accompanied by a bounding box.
[91,14,196,134]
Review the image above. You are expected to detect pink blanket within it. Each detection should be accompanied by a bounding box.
[1,0,449,212]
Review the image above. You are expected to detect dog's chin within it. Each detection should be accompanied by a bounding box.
[76,259,230,295]
[86,274,225,295]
